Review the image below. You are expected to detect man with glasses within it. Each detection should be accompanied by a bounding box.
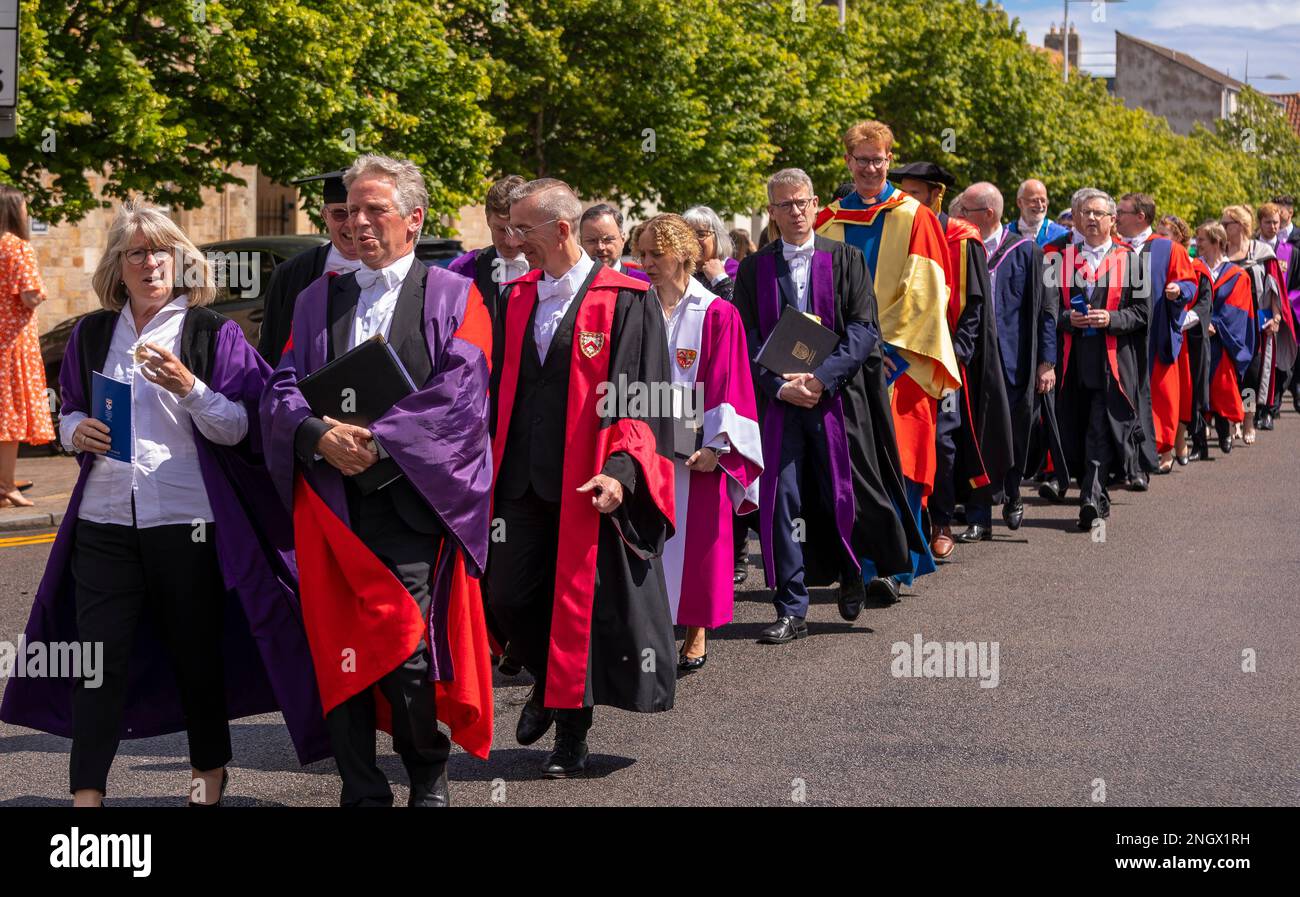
[960,181,1054,539]
[734,168,921,643]
[890,162,1012,555]
[1116,192,1197,479]
[1046,188,1149,531]
[1006,179,1069,248]
[448,175,530,326]
[488,178,677,779]
[258,170,362,365]
[579,203,650,284]
[814,120,959,603]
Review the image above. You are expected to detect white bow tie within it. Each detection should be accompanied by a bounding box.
[784,245,813,262]
[356,265,399,291]
[538,278,572,302]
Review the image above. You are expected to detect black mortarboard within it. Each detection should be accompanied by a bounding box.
[291,170,348,204]
[887,161,956,189]
[832,181,856,201]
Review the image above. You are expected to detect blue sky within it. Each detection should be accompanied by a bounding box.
[997,0,1300,94]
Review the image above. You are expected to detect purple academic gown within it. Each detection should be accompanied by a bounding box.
[259,266,492,682]
[0,318,332,765]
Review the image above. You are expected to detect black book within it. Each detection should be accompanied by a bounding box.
[298,334,417,494]
[670,383,705,460]
[755,305,840,376]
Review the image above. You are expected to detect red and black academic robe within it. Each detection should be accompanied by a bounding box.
[1182,258,1214,428]
[490,264,678,712]
[1133,236,1196,465]
[1208,261,1256,423]
[939,214,1014,504]
[1050,243,1149,481]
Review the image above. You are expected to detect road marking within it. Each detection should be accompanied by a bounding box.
[0,532,57,548]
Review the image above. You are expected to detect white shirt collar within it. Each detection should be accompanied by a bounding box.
[1018,217,1043,237]
[121,293,189,338]
[542,249,594,291]
[1128,228,1153,251]
[781,235,815,255]
[983,226,1006,257]
[324,243,361,274]
[356,250,416,292]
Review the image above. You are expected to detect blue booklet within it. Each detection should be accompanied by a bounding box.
[1071,293,1097,336]
[1257,308,1273,331]
[882,343,910,386]
[91,371,132,463]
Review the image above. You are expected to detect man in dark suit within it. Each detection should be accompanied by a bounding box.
[257,171,362,365]
[447,174,529,326]
[262,154,494,806]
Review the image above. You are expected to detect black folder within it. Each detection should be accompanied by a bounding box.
[755,305,840,376]
[298,334,417,493]
[670,383,705,460]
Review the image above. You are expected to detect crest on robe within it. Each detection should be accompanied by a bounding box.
[676,348,698,370]
[578,331,605,358]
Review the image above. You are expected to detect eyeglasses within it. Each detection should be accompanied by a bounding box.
[504,218,558,241]
[324,208,351,223]
[583,235,623,247]
[1078,209,1113,219]
[771,198,814,213]
[124,248,172,266]
[850,155,891,169]
[692,229,713,241]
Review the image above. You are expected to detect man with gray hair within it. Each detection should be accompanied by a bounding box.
[1007,179,1069,247]
[263,152,496,806]
[488,177,677,778]
[1043,187,1149,530]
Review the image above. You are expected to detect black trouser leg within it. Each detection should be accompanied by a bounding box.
[326,687,390,806]
[140,524,230,774]
[930,389,961,526]
[487,489,561,690]
[69,521,146,794]
[1080,389,1112,509]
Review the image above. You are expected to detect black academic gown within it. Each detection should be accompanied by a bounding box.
[940,214,1014,506]
[985,230,1051,478]
[258,243,330,365]
[734,236,925,585]
[1184,265,1213,429]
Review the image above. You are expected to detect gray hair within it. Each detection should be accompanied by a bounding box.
[343,153,429,218]
[1016,178,1046,201]
[682,205,733,260]
[1072,187,1115,216]
[965,182,1004,218]
[766,168,815,203]
[507,178,583,228]
[91,201,216,311]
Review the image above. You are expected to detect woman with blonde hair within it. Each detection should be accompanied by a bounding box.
[0,185,54,506]
[1196,221,1255,454]
[1221,204,1296,443]
[0,201,329,805]
[636,213,761,672]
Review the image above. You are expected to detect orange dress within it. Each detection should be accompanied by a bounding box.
[0,231,55,444]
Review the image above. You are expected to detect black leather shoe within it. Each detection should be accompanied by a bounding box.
[733,559,747,585]
[1127,474,1148,492]
[188,769,229,807]
[837,578,866,622]
[1002,500,1024,530]
[1038,480,1066,503]
[408,769,450,807]
[1078,503,1102,531]
[1292,391,1300,415]
[497,646,523,677]
[541,735,589,779]
[1259,413,1274,431]
[758,616,808,644]
[677,652,707,673]
[866,575,900,604]
[516,689,556,746]
[955,524,992,543]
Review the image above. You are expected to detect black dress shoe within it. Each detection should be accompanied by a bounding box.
[541,735,589,779]
[733,559,747,585]
[866,575,900,604]
[516,689,556,746]
[1078,503,1102,531]
[758,616,808,644]
[677,652,707,673]
[188,769,229,807]
[1259,413,1274,431]
[1038,480,1067,503]
[837,578,866,622]
[955,524,991,543]
[1002,500,1024,530]
[408,769,450,807]
[497,646,523,677]
[1127,474,1148,492]
[1292,391,1300,415]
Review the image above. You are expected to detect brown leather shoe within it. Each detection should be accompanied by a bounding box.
[930,524,955,561]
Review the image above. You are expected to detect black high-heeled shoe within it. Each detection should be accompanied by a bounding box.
[188,769,229,806]
[677,652,707,673]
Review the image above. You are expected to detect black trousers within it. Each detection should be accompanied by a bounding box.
[487,487,593,739]
[70,519,230,794]
[1065,386,1113,510]
[930,388,964,527]
[326,508,450,807]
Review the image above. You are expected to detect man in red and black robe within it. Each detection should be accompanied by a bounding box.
[488,179,676,779]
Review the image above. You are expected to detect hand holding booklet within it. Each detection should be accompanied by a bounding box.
[91,371,133,463]
[297,334,417,493]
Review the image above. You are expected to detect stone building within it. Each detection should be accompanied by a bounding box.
[1112,32,1243,137]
